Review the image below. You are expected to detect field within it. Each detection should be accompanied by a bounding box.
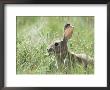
[16,16,94,74]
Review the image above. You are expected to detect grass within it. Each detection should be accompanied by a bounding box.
[16,16,94,74]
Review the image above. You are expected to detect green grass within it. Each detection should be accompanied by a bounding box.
[16,16,94,74]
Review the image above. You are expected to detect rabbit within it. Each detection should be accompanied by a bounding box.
[47,24,94,71]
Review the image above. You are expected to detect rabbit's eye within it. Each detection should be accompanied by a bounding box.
[55,42,59,46]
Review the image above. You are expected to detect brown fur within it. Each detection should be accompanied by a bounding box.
[47,24,94,70]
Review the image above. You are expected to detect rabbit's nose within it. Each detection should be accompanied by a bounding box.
[47,48,53,52]
[47,48,49,51]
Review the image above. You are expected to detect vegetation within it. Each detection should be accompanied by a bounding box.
[16,16,94,74]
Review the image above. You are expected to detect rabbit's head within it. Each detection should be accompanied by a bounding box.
[47,24,74,60]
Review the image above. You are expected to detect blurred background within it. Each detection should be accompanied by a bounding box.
[16,16,94,74]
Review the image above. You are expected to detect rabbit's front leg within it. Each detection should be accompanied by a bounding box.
[55,60,59,69]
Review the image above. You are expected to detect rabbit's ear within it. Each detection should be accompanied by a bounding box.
[64,24,74,41]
